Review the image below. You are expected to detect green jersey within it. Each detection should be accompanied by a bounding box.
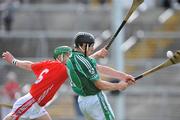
[66,51,101,96]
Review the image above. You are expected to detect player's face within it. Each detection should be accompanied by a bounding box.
[57,52,71,63]
[81,43,94,56]
[87,44,94,55]
[63,52,71,62]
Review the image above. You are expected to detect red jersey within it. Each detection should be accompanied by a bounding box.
[30,60,68,106]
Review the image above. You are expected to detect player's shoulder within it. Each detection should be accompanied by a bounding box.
[74,54,89,62]
[44,60,66,69]
[40,60,61,65]
[41,60,53,63]
[69,51,94,65]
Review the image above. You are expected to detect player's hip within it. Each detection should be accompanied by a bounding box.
[11,93,48,119]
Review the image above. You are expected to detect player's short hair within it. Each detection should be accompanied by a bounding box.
[53,46,72,59]
[74,32,95,47]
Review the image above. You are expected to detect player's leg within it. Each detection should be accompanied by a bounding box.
[2,93,52,120]
[27,102,51,120]
[78,98,93,120]
[78,92,115,120]
[3,113,14,120]
[96,92,115,120]
[3,93,35,120]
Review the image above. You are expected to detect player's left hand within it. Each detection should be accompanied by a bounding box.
[124,74,135,85]
[2,51,15,64]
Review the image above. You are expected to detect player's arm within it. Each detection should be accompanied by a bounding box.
[2,51,33,71]
[97,64,135,85]
[90,47,108,59]
[95,79,129,91]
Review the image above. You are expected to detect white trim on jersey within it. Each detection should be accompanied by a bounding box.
[77,55,92,69]
[76,55,95,74]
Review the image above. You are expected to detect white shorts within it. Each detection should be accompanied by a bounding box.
[10,93,48,119]
[78,91,115,120]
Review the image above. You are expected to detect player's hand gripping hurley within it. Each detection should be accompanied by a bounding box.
[134,50,180,81]
[105,0,144,50]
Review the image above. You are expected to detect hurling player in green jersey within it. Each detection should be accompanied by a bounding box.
[66,32,135,120]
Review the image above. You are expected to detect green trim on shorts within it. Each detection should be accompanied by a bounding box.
[97,92,115,120]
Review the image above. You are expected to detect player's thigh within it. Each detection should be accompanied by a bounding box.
[78,92,114,120]
[78,96,105,120]
[96,92,115,120]
[87,98,106,120]
[27,103,50,120]
[32,113,52,120]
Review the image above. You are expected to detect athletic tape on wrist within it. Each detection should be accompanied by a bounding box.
[12,59,17,65]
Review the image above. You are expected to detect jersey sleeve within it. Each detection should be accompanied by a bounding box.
[75,56,100,81]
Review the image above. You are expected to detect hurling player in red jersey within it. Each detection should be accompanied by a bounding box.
[2,46,108,120]
[2,46,72,120]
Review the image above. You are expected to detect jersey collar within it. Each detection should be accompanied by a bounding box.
[73,50,85,57]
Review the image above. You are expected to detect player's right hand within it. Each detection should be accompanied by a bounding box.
[2,51,15,64]
[124,74,136,85]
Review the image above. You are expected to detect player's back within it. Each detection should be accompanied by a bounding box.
[66,51,101,96]
[30,60,68,106]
